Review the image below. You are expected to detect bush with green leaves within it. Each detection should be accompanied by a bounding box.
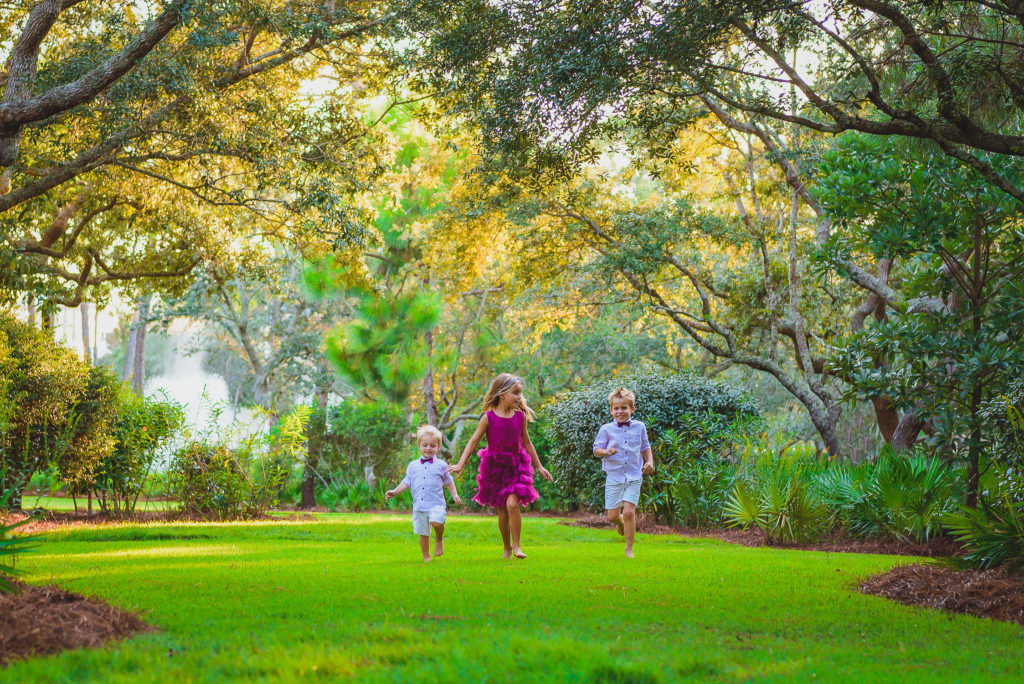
[944,496,1024,572]
[815,448,962,543]
[169,441,287,521]
[0,477,38,593]
[546,371,758,511]
[1,313,90,508]
[980,379,1024,503]
[311,398,411,491]
[90,391,184,516]
[723,435,832,544]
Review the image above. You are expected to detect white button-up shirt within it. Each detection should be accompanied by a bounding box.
[593,420,651,484]
[400,458,454,512]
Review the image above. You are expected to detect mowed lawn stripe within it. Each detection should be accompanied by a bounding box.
[6,515,1022,683]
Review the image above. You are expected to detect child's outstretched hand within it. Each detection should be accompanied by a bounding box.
[447,463,463,477]
[537,466,554,482]
[642,461,655,476]
[452,494,462,506]
[384,489,396,502]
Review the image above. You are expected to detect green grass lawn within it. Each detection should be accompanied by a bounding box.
[19,495,177,513]
[7,514,1022,683]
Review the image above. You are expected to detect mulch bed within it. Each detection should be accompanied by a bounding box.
[859,564,1024,625]
[561,514,964,557]
[0,581,151,665]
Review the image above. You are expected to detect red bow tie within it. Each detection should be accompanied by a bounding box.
[420,457,434,464]
[617,421,631,428]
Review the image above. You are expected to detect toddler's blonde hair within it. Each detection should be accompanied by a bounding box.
[482,373,536,421]
[608,387,636,409]
[416,424,443,445]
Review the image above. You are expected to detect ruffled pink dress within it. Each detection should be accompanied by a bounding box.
[473,410,539,508]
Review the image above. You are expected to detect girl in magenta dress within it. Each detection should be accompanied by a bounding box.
[448,373,554,559]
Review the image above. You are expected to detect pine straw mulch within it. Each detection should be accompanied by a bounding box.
[859,564,1024,625]
[0,581,151,666]
[561,513,963,556]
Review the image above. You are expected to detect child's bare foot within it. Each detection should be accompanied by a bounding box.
[502,548,513,559]
[434,539,444,557]
[512,547,527,559]
[624,548,634,558]
[422,555,432,562]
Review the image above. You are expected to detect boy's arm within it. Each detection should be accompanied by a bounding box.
[641,448,655,475]
[640,425,654,474]
[385,482,409,501]
[445,480,461,504]
[593,426,615,457]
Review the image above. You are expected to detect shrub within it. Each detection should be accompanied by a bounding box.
[944,497,1024,572]
[816,448,962,543]
[980,379,1024,502]
[723,435,832,543]
[0,478,39,592]
[57,365,121,495]
[313,398,410,489]
[546,371,758,511]
[0,313,90,508]
[90,391,184,516]
[168,441,286,520]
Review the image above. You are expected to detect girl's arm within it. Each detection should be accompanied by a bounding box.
[521,418,554,482]
[448,415,488,476]
[384,482,409,501]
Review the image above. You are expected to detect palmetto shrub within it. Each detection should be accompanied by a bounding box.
[944,497,1024,572]
[816,448,962,543]
[723,435,832,544]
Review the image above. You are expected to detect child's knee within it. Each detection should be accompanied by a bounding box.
[606,509,620,522]
[622,507,635,521]
[505,495,520,512]
[431,521,444,532]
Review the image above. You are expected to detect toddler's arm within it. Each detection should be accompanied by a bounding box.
[384,482,409,501]
[445,480,462,506]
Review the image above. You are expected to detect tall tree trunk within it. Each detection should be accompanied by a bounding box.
[422,329,439,426]
[131,295,150,395]
[122,307,140,381]
[301,386,330,510]
[80,302,91,363]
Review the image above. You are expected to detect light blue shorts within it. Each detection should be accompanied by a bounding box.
[605,479,642,510]
[412,506,446,535]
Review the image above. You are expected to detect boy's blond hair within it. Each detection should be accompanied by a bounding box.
[608,387,636,409]
[416,424,443,445]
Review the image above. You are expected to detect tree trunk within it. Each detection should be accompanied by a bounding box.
[131,295,150,395]
[122,307,140,381]
[891,414,926,450]
[422,329,439,426]
[26,294,36,327]
[300,386,330,510]
[80,302,91,363]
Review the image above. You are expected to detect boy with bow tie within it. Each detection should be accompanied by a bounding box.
[386,425,461,561]
[592,388,655,558]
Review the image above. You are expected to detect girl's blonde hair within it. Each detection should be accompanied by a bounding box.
[482,373,536,421]
[416,424,443,445]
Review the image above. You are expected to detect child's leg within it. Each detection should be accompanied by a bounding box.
[497,506,513,558]
[506,494,525,558]
[622,502,636,557]
[431,522,445,557]
[419,534,431,561]
[606,507,624,535]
